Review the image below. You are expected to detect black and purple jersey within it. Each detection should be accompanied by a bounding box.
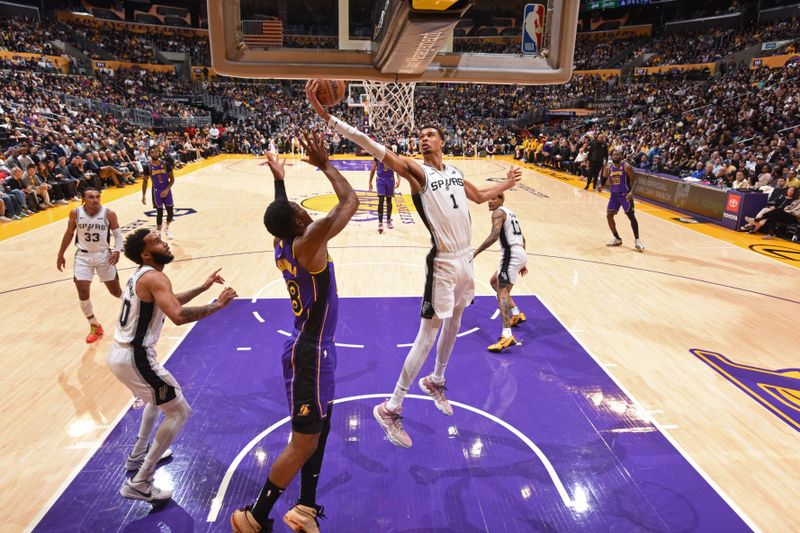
[275,238,338,339]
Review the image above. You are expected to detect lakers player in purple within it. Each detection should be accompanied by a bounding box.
[232,131,358,533]
[599,149,645,251]
[369,158,400,233]
[141,146,175,238]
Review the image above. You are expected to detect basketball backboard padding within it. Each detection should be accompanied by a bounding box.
[206,0,580,85]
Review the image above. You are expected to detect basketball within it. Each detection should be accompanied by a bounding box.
[314,79,347,107]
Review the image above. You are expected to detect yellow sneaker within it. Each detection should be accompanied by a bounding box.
[510,313,526,327]
[488,335,517,353]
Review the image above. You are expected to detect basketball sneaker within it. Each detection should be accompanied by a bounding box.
[124,444,174,471]
[231,506,273,532]
[283,503,325,533]
[418,375,453,416]
[510,312,527,327]
[86,324,104,343]
[119,476,172,502]
[634,239,645,251]
[387,219,394,230]
[373,401,412,448]
[378,223,383,234]
[488,335,517,353]
[164,225,172,239]
[606,238,623,247]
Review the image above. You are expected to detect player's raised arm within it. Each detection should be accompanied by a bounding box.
[296,131,358,255]
[142,270,236,326]
[305,80,425,191]
[56,208,78,271]
[464,167,522,204]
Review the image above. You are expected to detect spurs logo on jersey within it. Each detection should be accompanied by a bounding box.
[498,206,524,249]
[413,164,471,253]
[115,266,166,348]
[76,206,110,252]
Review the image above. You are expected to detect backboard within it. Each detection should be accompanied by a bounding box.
[206,0,579,85]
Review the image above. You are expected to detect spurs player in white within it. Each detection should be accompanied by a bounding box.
[473,193,528,353]
[56,188,123,343]
[109,228,236,502]
[307,80,521,448]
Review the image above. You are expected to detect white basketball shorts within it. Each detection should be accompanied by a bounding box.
[108,342,183,407]
[74,249,117,282]
[421,247,475,320]
[498,246,528,286]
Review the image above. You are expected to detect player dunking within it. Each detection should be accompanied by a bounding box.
[307,80,521,448]
[598,149,645,251]
[231,131,358,533]
[369,158,400,233]
[142,146,175,239]
[56,188,123,343]
[110,228,236,502]
[473,193,528,352]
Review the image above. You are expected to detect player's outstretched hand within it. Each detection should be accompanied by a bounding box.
[263,152,286,181]
[300,130,330,169]
[305,80,331,121]
[202,268,225,290]
[216,287,237,308]
[506,167,522,187]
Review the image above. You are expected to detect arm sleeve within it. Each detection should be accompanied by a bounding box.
[112,228,124,252]
[328,116,386,162]
[274,180,287,201]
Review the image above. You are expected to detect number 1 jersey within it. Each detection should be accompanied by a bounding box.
[413,163,471,253]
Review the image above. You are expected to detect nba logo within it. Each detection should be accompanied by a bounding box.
[522,4,545,55]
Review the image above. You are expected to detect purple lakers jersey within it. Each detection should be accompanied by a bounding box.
[608,163,629,194]
[376,160,394,182]
[150,162,169,189]
[275,239,338,339]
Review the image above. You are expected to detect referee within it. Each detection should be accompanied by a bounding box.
[585,133,608,191]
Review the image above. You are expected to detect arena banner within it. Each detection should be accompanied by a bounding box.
[751,53,800,69]
[720,190,769,230]
[578,24,652,40]
[761,40,791,51]
[574,68,621,77]
[192,66,217,80]
[633,170,727,221]
[57,11,207,36]
[634,62,716,76]
[0,51,69,72]
[92,59,176,73]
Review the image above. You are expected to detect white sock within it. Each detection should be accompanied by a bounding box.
[79,299,99,325]
[432,306,463,384]
[133,402,160,456]
[386,317,442,411]
[511,307,520,316]
[502,328,512,338]
[134,398,191,482]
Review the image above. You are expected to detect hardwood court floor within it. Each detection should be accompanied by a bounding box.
[1,155,797,532]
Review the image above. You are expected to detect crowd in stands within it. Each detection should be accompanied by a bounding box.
[0,17,66,57]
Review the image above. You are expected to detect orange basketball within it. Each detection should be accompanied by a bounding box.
[315,79,347,107]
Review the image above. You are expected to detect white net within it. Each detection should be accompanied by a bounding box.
[361,81,416,136]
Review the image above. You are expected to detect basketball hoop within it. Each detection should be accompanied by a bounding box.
[361,81,416,136]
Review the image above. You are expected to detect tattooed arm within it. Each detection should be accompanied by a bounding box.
[473,209,506,259]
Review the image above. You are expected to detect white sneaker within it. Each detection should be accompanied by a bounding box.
[164,225,172,239]
[607,237,623,247]
[634,239,645,251]
[125,444,174,471]
[120,476,172,502]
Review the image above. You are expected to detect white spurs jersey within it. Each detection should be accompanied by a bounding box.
[75,206,110,252]
[414,163,472,253]
[115,266,166,348]
[498,206,524,250]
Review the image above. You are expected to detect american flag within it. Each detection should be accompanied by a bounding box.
[241,19,283,48]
